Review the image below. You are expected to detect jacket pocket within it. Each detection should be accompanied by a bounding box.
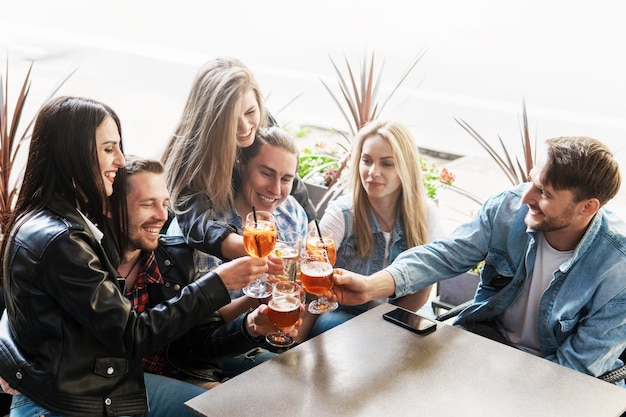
[94,357,128,378]
[557,316,579,334]
[481,250,516,291]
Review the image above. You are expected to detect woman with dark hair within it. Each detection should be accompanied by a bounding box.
[0,96,265,416]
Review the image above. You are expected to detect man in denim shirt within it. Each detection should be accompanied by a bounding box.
[332,136,626,383]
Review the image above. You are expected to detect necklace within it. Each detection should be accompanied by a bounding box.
[370,202,398,233]
[376,216,395,233]
[121,255,141,281]
[372,208,396,233]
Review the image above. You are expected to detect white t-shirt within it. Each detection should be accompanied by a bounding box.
[498,232,574,355]
[78,209,103,243]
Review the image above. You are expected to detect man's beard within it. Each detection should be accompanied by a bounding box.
[128,229,159,252]
[524,202,575,232]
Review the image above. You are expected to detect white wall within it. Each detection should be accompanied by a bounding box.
[1,0,625,212]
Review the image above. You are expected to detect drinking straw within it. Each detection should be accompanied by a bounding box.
[314,219,329,258]
[314,219,325,244]
[251,206,262,256]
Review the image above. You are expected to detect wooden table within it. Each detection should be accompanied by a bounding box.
[186,303,626,417]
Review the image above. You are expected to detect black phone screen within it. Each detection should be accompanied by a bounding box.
[383,307,437,334]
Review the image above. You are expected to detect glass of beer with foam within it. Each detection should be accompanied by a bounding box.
[265,281,302,348]
[300,249,338,314]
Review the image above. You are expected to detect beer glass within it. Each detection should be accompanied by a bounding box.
[300,249,338,314]
[242,211,277,298]
[265,281,302,348]
[273,230,302,282]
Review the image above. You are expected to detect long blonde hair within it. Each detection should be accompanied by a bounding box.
[350,120,429,257]
[161,57,266,214]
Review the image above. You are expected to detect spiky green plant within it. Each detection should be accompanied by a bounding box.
[454,100,536,187]
[0,61,76,229]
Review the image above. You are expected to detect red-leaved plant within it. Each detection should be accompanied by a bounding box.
[0,61,76,231]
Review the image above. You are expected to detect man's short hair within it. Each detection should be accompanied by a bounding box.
[125,155,165,176]
[543,136,621,206]
[124,155,165,195]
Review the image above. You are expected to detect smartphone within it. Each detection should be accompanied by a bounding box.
[382,307,437,335]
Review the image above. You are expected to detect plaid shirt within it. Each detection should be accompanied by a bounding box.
[124,251,175,376]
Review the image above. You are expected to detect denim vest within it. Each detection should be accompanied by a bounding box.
[330,196,407,315]
[387,183,626,381]
[333,195,407,275]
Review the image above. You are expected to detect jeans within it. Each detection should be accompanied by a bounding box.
[455,320,510,345]
[9,373,206,417]
[217,347,276,379]
[308,309,354,339]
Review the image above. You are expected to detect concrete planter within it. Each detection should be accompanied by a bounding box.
[304,181,331,219]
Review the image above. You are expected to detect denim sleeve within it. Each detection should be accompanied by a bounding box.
[175,192,237,259]
[386,190,507,298]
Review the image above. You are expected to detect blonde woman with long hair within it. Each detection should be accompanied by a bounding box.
[312,120,444,335]
[161,57,314,261]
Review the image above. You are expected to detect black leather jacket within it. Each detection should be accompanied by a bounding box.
[0,197,231,417]
[153,234,265,381]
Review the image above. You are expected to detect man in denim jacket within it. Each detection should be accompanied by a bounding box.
[332,136,626,383]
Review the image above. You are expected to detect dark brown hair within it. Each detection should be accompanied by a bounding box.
[542,136,621,206]
[3,96,128,257]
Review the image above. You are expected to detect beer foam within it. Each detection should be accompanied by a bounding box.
[269,296,300,312]
[301,261,333,276]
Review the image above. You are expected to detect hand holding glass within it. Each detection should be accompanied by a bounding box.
[265,281,302,348]
[242,211,276,298]
[300,249,338,314]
